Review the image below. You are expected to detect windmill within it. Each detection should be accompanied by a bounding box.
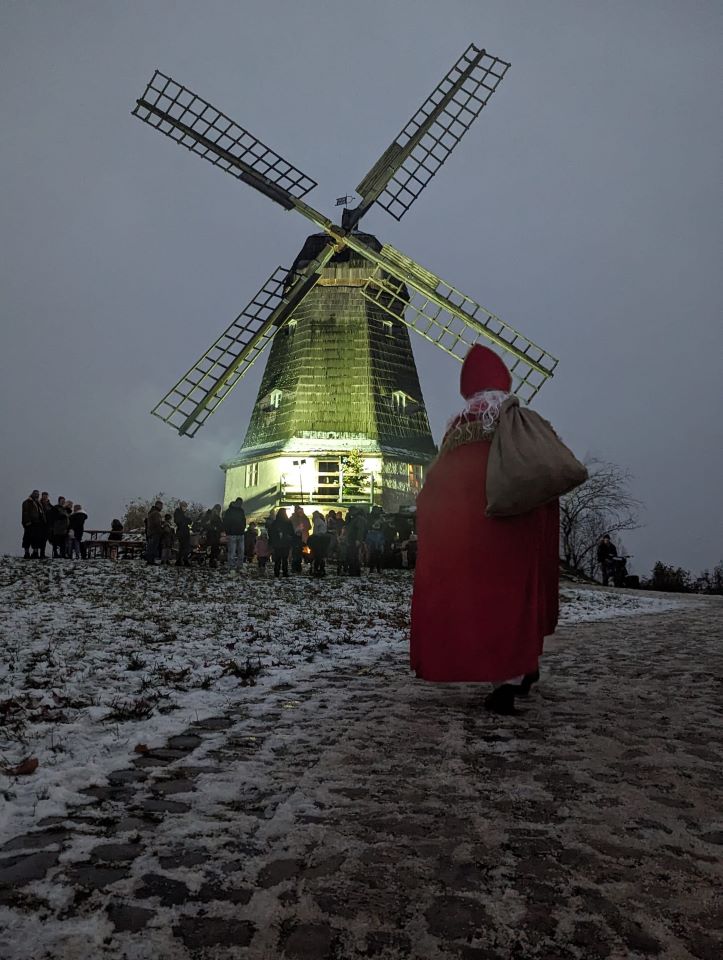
[132,44,557,514]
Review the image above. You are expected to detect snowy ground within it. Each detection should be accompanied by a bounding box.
[0,558,680,843]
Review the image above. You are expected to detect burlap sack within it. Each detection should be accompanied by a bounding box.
[486,397,588,517]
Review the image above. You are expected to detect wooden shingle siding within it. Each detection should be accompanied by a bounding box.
[239,233,437,462]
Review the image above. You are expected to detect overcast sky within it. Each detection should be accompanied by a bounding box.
[1,0,721,576]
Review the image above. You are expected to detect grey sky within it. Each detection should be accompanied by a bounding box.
[1,0,721,576]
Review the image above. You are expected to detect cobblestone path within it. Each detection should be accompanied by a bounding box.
[1,595,721,960]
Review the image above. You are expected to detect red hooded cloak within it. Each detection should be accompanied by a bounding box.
[410,346,559,683]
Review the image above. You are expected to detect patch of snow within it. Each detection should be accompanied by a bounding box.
[0,558,681,841]
[559,587,681,623]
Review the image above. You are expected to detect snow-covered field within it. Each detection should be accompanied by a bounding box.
[0,558,679,841]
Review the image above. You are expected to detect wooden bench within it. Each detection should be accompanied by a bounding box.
[82,539,145,559]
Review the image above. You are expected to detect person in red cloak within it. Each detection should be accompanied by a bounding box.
[410,344,560,714]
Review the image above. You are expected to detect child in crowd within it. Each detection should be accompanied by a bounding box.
[244,522,258,565]
[108,519,124,560]
[160,514,175,564]
[404,532,418,570]
[255,530,270,574]
[365,521,385,574]
[68,504,87,559]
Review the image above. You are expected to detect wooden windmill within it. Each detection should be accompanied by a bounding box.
[132,44,557,513]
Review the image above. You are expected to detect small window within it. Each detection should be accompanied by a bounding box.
[317,460,340,500]
[382,319,393,337]
[285,319,297,336]
[408,463,423,490]
[392,390,407,412]
[269,389,282,409]
[245,462,259,486]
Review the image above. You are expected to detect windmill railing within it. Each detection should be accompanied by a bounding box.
[279,486,381,507]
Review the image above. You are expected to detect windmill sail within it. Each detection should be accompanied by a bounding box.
[151,244,337,436]
[133,70,318,210]
[355,45,510,222]
[345,237,557,403]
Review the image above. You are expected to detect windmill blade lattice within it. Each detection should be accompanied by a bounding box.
[133,71,317,210]
[355,45,510,221]
[151,245,336,436]
[353,242,557,403]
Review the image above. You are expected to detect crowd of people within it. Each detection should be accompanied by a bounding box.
[21,490,88,559]
[142,499,417,576]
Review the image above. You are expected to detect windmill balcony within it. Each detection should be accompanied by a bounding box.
[279,485,380,508]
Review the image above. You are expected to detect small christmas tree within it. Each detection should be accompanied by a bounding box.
[341,449,367,501]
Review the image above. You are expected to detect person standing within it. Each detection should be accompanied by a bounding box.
[21,490,44,559]
[244,522,258,566]
[255,531,270,574]
[596,534,618,586]
[290,504,310,573]
[160,514,175,564]
[365,521,385,574]
[309,510,329,577]
[173,502,192,567]
[48,496,69,558]
[68,503,88,560]
[405,532,418,570]
[108,518,124,560]
[145,500,163,565]
[269,508,294,578]
[206,504,224,568]
[410,344,584,715]
[39,491,52,557]
[222,498,246,571]
[345,508,366,577]
[264,509,276,538]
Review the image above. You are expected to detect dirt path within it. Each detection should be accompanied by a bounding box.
[1,596,721,959]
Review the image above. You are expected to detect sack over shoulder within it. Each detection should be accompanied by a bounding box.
[486,397,588,517]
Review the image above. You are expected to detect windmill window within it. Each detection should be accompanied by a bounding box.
[269,389,283,409]
[245,462,259,486]
[317,460,340,500]
[285,319,297,336]
[392,390,407,412]
[381,319,393,337]
[408,464,423,490]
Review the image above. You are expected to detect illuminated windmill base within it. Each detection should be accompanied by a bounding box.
[221,233,436,516]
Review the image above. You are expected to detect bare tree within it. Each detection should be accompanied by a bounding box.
[560,458,642,577]
[122,492,206,532]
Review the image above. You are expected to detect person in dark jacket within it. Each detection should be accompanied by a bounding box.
[405,532,418,570]
[596,534,618,586]
[244,522,258,566]
[21,490,45,559]
[48,496,69,558]
[160,514,175,564]
[264,510,276,537]
[68,504,88,560]
[206,504,224,568]
[108,518,124,560]
[222,498,246,571]
[173,502,192,567]
[269,508,294,578]
[39,491,52,557]
[345,507,366,576]
[365,521,385,574]
[145,500,163,565]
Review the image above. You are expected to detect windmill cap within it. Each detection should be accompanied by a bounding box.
[460,345,512,397]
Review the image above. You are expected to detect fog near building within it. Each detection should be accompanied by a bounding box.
[1,0,720,576]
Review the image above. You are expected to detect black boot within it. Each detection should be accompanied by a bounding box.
[484,684,518,715]
[518,669,540,698]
